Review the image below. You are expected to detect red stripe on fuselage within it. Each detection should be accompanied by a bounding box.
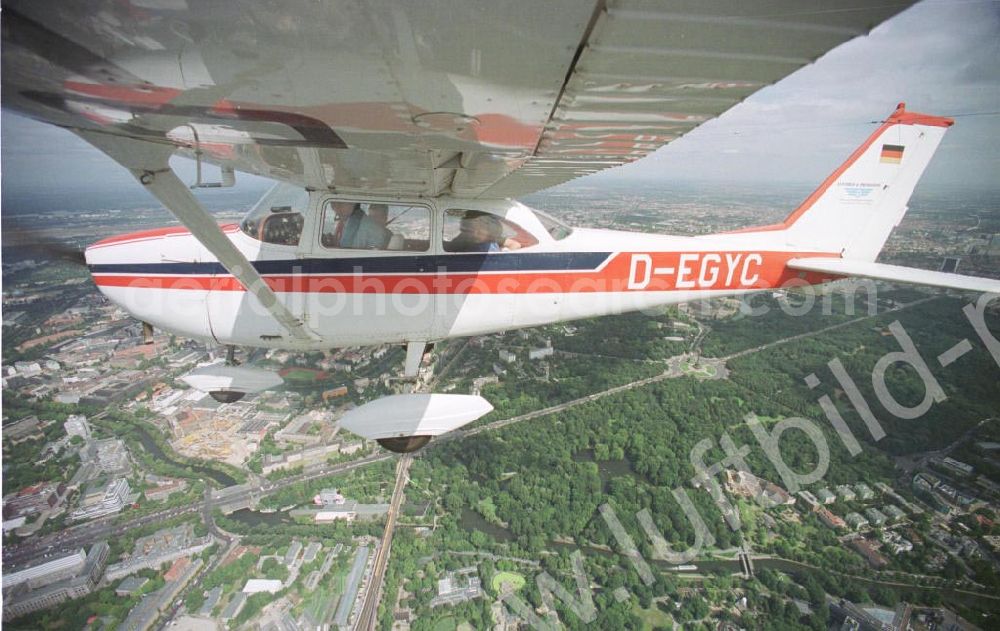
[92,251,838,293]
[89,224,240,249]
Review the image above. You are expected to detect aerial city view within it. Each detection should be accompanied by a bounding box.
[3,175,1000,630]
[2,1,1000,631]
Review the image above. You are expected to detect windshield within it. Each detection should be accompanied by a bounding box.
[240,183,309,245]
[532,208,573,240]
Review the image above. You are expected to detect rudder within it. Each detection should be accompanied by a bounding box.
[761,103,953,260]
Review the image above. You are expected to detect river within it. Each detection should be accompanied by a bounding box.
[461,508,516,543]
[132,423,238,487]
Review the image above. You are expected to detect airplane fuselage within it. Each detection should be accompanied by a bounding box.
[85,198,837,350]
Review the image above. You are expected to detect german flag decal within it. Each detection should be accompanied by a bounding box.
[880,144,904,164]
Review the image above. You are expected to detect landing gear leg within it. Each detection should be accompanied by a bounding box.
[403,341,433,380]
[142,322,154,345]
[225,345,238,366]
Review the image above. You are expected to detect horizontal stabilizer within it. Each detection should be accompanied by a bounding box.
[787,258,1000,294]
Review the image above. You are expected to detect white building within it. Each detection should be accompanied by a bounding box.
[314,488,345,506]
[315,511,355,522]
[845,512,868,530]
[242,579,283,594]
[529,347,554,360]
[63,415,91,440]
[2,549,87,591]
[942,457,974,476]
[69,479,130,521]
[836,485,857,502]
[13,361,42,377]
[865,508,888,527]
[884,505,906,522]
[1,543,109,620]
[430,567,484,608]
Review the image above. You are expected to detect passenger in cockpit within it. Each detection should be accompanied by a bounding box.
[369,203,389,227]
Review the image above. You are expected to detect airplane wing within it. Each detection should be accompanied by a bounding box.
[2,0,917,199]
[787,258,1000,294]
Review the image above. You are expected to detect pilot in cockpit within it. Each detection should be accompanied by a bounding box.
[323,202,391,249]
[446,212,522,253]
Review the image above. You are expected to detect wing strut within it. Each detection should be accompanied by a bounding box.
[76,131,319,343]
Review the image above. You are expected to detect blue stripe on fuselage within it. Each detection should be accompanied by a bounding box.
[89,252,613,276]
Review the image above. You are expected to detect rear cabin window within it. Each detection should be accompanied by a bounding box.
[320,202,430,252]
[442,209,538,253]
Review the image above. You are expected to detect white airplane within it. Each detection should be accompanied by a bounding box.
[4,1,998,451]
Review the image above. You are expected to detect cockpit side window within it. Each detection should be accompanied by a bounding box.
[442,209,538,253]
[320,202,430,252]
[240,183,308,246]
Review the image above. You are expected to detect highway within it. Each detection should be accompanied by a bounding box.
[2,452,391,567]
[354,454,411,631]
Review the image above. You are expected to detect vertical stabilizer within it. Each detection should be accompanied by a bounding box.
[756,104,953,260]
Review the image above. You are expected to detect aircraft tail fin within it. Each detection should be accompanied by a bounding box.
[741,103,953,261]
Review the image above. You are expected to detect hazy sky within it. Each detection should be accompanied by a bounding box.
[611,0,1000,190]
[2,0,999,202]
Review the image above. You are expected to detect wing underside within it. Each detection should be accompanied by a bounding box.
[3,0,915,198]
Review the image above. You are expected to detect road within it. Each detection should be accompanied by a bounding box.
[2,452,391,567]
[354,454,412,631]
[462,369,680,438]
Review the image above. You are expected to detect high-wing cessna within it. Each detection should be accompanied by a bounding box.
[4,1,998,452]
